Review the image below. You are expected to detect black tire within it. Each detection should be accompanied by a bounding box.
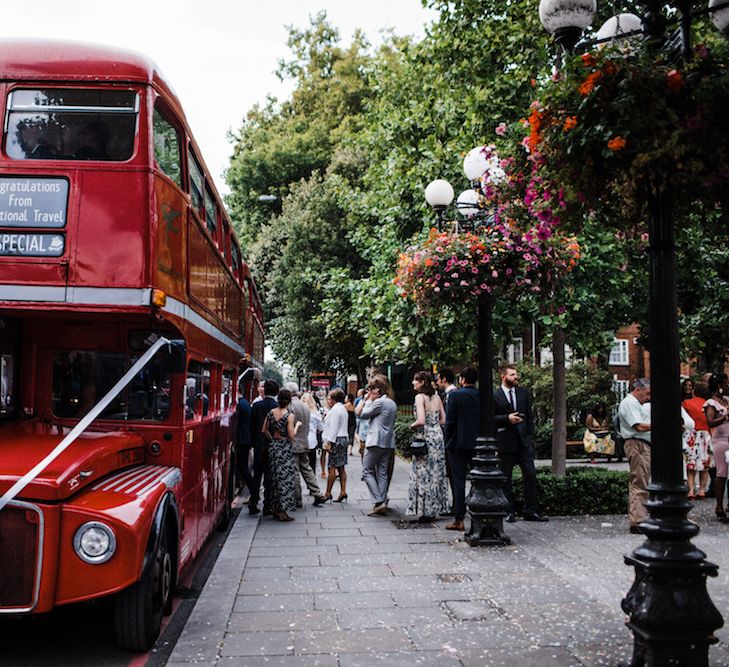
[114,529,173,652]
[217,458,235,531]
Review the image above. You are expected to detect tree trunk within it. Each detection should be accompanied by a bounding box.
[551,328,567,477]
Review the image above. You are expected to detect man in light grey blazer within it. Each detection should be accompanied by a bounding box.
[356,376,398,516]
[284,382,325,507]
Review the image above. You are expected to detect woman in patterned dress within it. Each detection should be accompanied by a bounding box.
[262,388,298,522]
[406,371,449,522]
[682,381,713,499]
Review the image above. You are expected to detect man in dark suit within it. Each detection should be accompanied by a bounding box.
[494,364,547,522]
[235,382,253,496]
[248,379,278,515]
[444,366,480,531]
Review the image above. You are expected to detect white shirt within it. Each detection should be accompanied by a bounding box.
[307,409,323,449]
[501,384,517,410]
[323,402,349,442]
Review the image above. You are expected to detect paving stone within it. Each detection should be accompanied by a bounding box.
[218,657,338,667]
[407,620,530,651]
[338,605,451,630]
[459,646,582,667]
[249,545,326,557]
[338,650,462,667]
[219,630,294,657]
[293,627,413,654]
[233,594,314,613]
[246,556,319,568]
[242,566,292,582]
[319,552,408,567]
[228,610,336,633]
[314,591,395,610]
[567,643,635,666]
[239,579,336,595]
[290,565,392,580]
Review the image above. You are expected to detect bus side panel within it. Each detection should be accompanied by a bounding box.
[188,218,243,339]
[152,175,187,301]
[71,170,147,287]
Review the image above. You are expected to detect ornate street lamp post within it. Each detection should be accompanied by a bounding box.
[539,1,727,664]
[424,149,511,547]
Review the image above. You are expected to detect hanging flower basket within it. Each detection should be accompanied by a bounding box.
[523,41,729,219]
[394,226,579,307]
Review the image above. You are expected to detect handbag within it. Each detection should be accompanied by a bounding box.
[407,434,428,458]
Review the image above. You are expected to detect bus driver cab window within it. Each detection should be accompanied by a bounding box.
[0,317,19,418]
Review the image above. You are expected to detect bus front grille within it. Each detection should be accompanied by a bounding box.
[0,503,41,611]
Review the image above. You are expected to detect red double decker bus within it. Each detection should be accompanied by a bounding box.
[0,39,264,650]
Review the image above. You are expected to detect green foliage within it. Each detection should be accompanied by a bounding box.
[226,12,374,253]
[263,360,285,387]
[394,413,414,458]
[516,360,615,455]
[677,212,729,371]
[512,466,629,516]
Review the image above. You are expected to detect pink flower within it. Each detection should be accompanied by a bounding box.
[451,272,459,278]
[444,282,451,287]
[460,280,468,286]
[492,270,499,278]
[495,122,507,136]
[480,283,488,290]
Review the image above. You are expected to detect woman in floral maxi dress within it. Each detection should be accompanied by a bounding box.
[406,371,449,522]
[262,389,298,522]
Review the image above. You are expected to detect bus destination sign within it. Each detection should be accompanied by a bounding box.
[0,232,65,257]
[0,177,69,228]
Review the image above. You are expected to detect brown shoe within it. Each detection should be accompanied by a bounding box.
[445,520,464,531]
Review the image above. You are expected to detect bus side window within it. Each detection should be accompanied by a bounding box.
[1,354,15,416]
[222,370,234,412]
[152,106,182,188]
[186,360,211,420]
[204,186,217,239]
[188,150,204,218]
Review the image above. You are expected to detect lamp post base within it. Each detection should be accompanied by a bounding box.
[621,484,723,667]
[464,435,511,546]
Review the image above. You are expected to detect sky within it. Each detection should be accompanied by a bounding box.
[2,0,438,195]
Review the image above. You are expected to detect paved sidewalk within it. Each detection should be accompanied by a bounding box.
[168,456,729,666]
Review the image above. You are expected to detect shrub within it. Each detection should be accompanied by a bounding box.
[511,466,628,516]
[394,414,413,457]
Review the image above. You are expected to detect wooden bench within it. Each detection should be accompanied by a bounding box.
[566,440,585,457]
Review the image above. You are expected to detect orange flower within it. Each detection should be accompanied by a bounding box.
[563,116,577,132]
[581,52,596,68]
[603,61,617,77]
[528,107,542,151]
[607,136,627,151]
[424,258,435,267]
[578,71,602,96]
[666,69,685,93]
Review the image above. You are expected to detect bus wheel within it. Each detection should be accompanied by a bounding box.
[114,529,173,652]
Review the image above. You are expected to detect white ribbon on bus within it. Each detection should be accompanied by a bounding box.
[0,336,173,513]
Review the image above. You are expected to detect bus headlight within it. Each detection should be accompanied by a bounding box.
[73,522,117,564]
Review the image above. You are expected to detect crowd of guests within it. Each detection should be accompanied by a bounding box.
[617,372,729,534]
[235,363,548,526]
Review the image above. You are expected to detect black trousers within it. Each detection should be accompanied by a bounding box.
[249,446,272,511]
[499,446,537,515]
[236,442,254,495]
[447,449,474,521]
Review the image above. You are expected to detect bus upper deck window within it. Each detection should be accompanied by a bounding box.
[153,107,182,187]
[188,151,204,216]
[5,88,138,161]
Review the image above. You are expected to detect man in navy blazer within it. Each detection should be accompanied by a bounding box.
[248,379,279,515]
[444,366,480,531]
[494,364,547,522]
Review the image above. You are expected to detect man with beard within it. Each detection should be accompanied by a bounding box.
[494,364,547,523]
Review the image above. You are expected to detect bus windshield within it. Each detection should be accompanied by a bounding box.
[52,350,170,422]
[6,88,138,161]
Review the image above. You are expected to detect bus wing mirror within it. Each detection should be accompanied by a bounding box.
[163,339,186,374]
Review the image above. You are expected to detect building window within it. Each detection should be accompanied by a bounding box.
[506,338,523,364]
[609,339,629,366]
[612,378,630,401]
